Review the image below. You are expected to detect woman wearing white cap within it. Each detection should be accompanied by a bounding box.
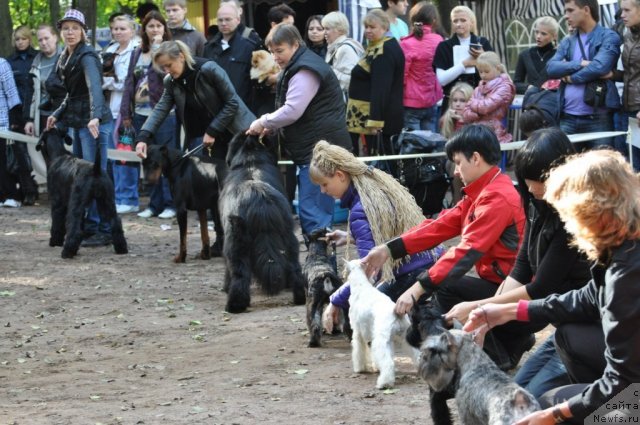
[47,9,115,247]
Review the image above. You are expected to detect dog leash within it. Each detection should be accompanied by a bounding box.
[168,143,209,170]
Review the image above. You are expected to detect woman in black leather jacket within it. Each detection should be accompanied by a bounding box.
[134,40,254,161]
[46,9,114,247]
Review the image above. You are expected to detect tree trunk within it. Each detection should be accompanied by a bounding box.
[50,0,61,29]
[73,0,97,47]
[0,0,13,57]
[438,0,458,36]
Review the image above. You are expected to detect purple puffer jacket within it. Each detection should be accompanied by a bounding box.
[330,184,444,308]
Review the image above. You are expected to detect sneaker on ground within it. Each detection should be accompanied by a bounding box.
[117,204,140,214]
[2,199,21,208]
[137,208,155,218]
[158,208,176,219]
[81,233,112,247]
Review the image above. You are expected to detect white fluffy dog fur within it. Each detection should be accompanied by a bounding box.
[344,260,420,389]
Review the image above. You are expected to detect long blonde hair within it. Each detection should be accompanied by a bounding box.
[441,82,473,138]
[544,150,640,261]
[310,141,426,282]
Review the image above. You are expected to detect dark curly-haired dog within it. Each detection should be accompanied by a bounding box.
[220,133,306,313]
[303,228,343,347]
[142,145,227,263]
[36,127,128,259]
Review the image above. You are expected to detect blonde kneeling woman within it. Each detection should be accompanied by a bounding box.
[464,149,640,424]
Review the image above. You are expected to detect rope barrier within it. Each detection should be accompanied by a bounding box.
[0,129,628,165]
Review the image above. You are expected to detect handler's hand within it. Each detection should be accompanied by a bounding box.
[326,229,348,247]
[203,133,215,147]
[444,301,476,326]
[246,119,266,136]
[87,118,100,139]
[513,408,557,425]
[394,283,424,315]
[361,244,390,279]
[322,304,340,334]
[46,115,57,131]
[24,121,35,136]
[135,142,147,159]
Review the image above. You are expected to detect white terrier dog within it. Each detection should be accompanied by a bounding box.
[344,260,419,389]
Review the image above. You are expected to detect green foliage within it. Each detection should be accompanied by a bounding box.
[9,0,160,30]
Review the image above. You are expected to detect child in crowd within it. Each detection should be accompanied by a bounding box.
[309,141,444,331]
[439,81,473,138]
[439,82,472,204]
[462,52,515,143]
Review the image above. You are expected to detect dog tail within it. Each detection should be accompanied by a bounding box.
[93,139,102,177]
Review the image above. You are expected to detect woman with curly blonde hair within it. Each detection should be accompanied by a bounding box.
[310,140,444,331]
[464,149,640,424]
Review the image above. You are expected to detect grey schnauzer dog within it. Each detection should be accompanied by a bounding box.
[419,329,540,425]
[303,228,344,347]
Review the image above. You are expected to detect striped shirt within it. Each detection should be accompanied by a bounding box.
[0,58,21,130]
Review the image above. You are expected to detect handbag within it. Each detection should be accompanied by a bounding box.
[576,32,607,109]
[116,126,136,166]
[392,130,448,187]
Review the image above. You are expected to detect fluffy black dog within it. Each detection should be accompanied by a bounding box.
[406,301,457,425]
[220,133,305,313]
[36,127,128,258]
[142,145,227,263]
[303,228,343,347]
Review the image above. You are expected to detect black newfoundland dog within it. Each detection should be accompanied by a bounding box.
[220,133,306,313]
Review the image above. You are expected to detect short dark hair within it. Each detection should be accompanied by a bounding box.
[381,0,401,11]
[136,2,160,22]
[565,0,599,22]
[445,124,502,165]
[267,3,296,24]
[519,106,549,137]
[514,127,576,210]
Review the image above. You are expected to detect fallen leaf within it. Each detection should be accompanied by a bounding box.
[90,395,101,400]
[382,389,398,395]
[0,291,16,297]
[294,369,308,375]
[230,360,240,364]
[189,320,202,326]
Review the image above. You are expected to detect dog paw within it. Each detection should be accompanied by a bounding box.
[173,253,186,263]
[198,249,211,260]
[49,238,63,247]
[376,380,395,390]
[114,245,128,255]
[225,301,248,314]
[61,248,77,259]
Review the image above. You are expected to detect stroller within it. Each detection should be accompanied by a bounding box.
[390,130,450,217]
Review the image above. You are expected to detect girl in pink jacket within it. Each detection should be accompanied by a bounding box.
[463,52,515,143]
[400,2,443,132]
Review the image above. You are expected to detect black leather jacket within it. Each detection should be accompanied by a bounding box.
[52,43,112,128]
[139,58,254,143]
[528,239,640,421]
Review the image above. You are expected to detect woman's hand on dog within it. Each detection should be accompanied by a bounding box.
[203,133,215,147]
[322,304,340,334]
[394,283,425,315]
[444,301,476,326]
[135,142,147,159]
[463,303,516,346]
[247,118,268,136]
[45,115,57,131]
[326,229,349,247]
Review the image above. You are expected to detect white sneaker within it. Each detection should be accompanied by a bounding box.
[137,208,155,218]
[117,204,140,214]
[3,199,21,208]
[158,208,176,219]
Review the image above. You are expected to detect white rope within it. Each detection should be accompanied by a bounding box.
[0,130,628,165]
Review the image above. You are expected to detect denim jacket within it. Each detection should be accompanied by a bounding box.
[547,24,621,110]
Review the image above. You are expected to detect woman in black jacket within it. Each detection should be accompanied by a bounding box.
[46,9,115,247]
[465,149,640,424]
[513,17,558,95]
[7,25,39,206]
[134,40,254,161]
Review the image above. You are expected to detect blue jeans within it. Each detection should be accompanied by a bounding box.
[613,111,640,171]
[71,121,114,234]
[134,113,177,213]
[297,165,333,234]
[376,269,421,302]
[559,112,613,150]
[514,333,570,398]
[404,106,439,132]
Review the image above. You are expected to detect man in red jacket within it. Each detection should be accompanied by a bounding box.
[363,125,526,367]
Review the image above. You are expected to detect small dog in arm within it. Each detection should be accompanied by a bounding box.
[36,127,128,258]
[142,144,227,263]
[304,228,343,347]
[418,329,540,425]
[344,259,419,389]
[250,50,279,84]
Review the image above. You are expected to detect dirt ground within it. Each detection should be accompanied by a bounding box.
[0,197,548,425]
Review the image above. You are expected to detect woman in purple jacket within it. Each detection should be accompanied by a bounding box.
[309,141,444,330]
[120,11,176,219]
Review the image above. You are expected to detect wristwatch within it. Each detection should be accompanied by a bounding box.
[552,406,568,423]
